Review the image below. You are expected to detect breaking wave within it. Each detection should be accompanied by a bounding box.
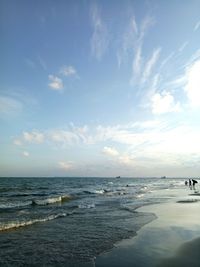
[0,195,72,210]
[32,195,72,206]
[0,213,67,231]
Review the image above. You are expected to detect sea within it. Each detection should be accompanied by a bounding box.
[0,177,184,266]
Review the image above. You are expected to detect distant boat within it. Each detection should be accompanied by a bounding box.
[116,176,120,178]
[161,176,166,179]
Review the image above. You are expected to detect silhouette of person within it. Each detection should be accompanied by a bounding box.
[189,179,192,189]
[192,179,198,190]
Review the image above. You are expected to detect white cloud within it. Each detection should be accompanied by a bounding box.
[48,75,63,90]
[151,91,181,114]
[102,146,119,157]
[194,20,200,31]
[14,139,22,146]
[58,161,73,170]
[90,3,109,60]
[23,131,44,144]
[49,130,79,145]
[118,154,133,166]
[142,47,161,84]
[13,121,200,174]
[60,65,77,77]
[23,151,29,157]
[184,59,200,107]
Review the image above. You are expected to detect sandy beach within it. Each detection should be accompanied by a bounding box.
[95,186,200,267]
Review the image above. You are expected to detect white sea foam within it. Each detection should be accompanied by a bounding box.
[93,190,105,194]
[0,213,67,231]
[0,201,32,209]
[78,203,95,209]
[32,195,72,206]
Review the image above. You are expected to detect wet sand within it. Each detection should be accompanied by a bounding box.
[158,237,200,267]
[95,187,200,267]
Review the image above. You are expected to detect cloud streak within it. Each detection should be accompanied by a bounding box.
[60,65,77,77]
[142,47,161,84]
[125,15,157,86]
[194,20,200,31]
[90,2,109,60]
[184,59,200,107]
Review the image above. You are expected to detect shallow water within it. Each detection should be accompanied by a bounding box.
[0,177,185,266]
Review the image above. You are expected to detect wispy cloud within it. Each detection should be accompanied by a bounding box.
[139,16,155,43]
[25,56,47,70]
[38,56,47,70]
[23,131,44,144]
[160,52,174,69]
[25,58,36,69]
[128,15,156,85]
[13,120,200,173]
[117,16,138,67]
[90,2,109,60]
[49,129,80,145]
[141,47,161,84]
[0,96,23,116]
[184,59,200,107]
[60,65,77,77]
[102,146,119,157]
[23,151,29,157]
[13,139,22,146]
[194,20,200,31]
[48,75,63,90]
[178,41,188,53]
[132,46,142,78]
[58,161,74,170]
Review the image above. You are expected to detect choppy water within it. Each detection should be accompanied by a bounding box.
[0,177,183,266]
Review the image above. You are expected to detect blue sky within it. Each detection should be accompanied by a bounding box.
[1,0,200,177]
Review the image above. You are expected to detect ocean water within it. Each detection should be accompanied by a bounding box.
[0,177,183,266]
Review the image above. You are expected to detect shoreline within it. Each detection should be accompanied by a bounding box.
[95,186,200,267]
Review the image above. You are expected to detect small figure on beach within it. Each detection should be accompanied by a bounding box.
[185,180,188,186]
[192,179,198,190]
[189,179,192,189]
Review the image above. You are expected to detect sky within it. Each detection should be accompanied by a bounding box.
[0,0,200,177]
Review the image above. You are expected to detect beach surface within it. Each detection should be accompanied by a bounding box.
[95,186,200,267]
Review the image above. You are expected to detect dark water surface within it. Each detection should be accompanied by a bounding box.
[0,177,183,266]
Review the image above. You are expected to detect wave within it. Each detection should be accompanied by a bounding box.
[78,203,95,209]
[0,213,67,231]
[32,195,72,206]
[0,195,72,210]
[83,189,106,195]
[0,201,32,210]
